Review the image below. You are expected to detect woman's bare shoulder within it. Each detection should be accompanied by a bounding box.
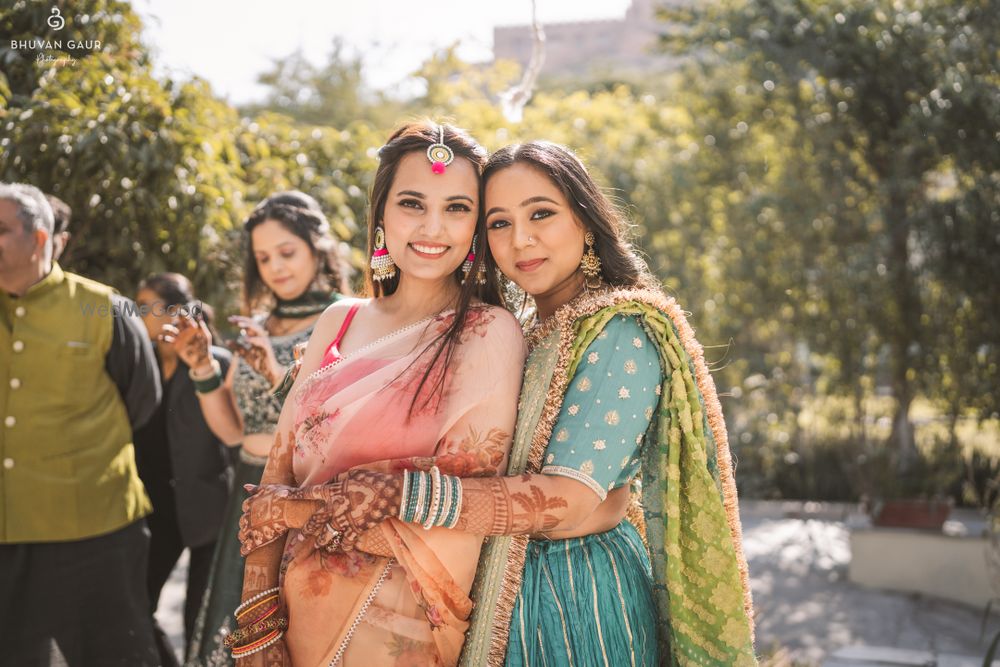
[315,297,370,333]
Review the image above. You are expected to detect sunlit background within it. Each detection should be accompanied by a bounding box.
[2,0,999,663]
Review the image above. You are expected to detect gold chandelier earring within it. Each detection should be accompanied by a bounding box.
[580,231,603,289]
[370,225,397,282]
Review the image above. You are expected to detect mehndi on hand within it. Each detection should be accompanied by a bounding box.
[296,470,403,553]
[239,484,316,557]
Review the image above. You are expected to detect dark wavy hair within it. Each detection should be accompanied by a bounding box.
[367,120,500,415]
[242,198,349,314]
[482,141,657,291]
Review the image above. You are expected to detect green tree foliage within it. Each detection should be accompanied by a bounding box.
[0,1,365,310]
[660,0,1000,474]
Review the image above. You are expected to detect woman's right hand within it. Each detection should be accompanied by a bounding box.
[238,484,319,556]
[161,315,213,371]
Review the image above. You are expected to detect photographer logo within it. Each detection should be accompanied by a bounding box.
[47,7,65,31]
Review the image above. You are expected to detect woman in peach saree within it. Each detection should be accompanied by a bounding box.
[232,122,526,666]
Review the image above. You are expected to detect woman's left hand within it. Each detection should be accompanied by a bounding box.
[296,470,403,552]
[228,316,284,387]
[278,469,403,553]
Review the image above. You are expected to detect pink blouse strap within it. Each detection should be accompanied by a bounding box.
[323,302,362,361]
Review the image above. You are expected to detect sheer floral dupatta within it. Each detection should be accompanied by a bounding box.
[282,306,525,667]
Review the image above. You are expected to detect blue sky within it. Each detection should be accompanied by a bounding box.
[133,0,631,104]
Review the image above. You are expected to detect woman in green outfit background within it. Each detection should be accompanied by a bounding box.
[166,191,349,666]
[240,142,758,666]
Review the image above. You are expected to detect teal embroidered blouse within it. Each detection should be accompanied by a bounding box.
[540,315,660,500]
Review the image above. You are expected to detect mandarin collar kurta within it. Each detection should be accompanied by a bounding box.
[0,263,159,543]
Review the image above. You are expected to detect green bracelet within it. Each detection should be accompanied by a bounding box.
[193,372,222,394]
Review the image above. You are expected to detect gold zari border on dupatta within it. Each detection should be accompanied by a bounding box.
[460,287,755,666]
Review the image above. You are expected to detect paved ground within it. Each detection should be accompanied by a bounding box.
[740,504,993,665]
[157,502,998,665]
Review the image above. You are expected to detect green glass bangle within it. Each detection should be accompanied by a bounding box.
[193,372,222,394]
[423,466,443,530]
[413,471,430,524]
[404,470,423,523]
[434,472,451,527]
[442,476,461,528]
[270,366,295,403]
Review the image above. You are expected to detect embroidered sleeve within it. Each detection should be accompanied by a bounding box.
[541,315,660,500]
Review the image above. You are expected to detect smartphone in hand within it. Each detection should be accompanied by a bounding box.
[227,336,253,353]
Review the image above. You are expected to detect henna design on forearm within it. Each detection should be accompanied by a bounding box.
[237,428,297,667]
[454,475,570,536]
[242,563,275,599]
[297,470,587,547]
[487,477,514,534]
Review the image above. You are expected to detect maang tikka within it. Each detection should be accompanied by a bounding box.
[426,126,454,175]
[462,235,488,286]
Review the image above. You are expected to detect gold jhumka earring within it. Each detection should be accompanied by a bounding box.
[580,231,603,289]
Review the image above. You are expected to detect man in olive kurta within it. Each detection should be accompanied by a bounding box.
[0,183,163,666]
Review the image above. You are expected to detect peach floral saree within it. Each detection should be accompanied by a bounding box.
[276,306,525,667]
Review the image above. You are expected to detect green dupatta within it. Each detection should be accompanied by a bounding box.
[460,287,757,667]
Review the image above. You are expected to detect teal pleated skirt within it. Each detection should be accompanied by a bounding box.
[185,452,265,667]
[506,521,660,667]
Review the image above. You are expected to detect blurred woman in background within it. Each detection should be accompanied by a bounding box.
[166,191,350,666]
